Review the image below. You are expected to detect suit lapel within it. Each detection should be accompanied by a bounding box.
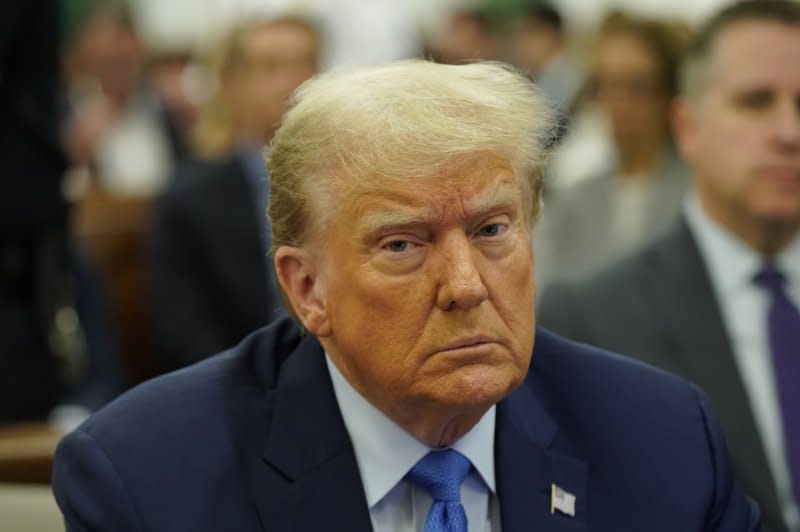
[251,334,373,532]
[495,371,587,532]
[245,324,589,532]
[643,218,783,528]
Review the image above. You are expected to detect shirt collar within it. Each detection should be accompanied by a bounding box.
[775,226,800,291]
[684,193,763,295]
[325,354,496,508]
[685,193,800,294]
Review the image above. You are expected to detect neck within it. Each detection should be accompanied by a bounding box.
[233,128,271,148]
[618,136,667,179]
[699,192,800,256]
[392,406,488,448]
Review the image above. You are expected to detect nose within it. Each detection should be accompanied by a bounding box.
[435,233,489,311]
[773,98,800,151]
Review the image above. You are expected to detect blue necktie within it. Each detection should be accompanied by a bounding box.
[754,264,800,503]
[407,449,471,532]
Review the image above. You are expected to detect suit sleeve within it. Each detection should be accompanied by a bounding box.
[52,429,144,532]
[694,386,763,532]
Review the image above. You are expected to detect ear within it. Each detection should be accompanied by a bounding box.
[671,97,696,164]
[274,246,332,337]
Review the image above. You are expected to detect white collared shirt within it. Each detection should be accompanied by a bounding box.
[325,355,501,532]
[685,194,800,531]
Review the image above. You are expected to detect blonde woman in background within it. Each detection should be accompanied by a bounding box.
[537,12,691,289]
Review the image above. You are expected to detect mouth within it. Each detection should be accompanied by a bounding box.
[761,167,800,186]
[440,335,497,352]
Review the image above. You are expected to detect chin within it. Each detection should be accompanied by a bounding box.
[433,364,524,409]
[755,207,800,225]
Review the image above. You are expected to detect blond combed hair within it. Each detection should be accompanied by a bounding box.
[268,60,555,254]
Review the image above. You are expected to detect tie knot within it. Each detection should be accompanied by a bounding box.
[407,449,471,502]
[754,264,787,294]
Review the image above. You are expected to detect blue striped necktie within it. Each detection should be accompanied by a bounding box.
[407,449,471,532]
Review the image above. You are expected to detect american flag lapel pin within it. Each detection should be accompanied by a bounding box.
[551,484,576,517]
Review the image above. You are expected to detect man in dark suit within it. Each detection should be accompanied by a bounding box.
[539,2,800,531]
[149,16,319,369]
[53,60,760,531]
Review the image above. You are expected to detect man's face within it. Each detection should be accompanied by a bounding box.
[229,21,317,139]
[676,21,800,232]
[310,154,536,425]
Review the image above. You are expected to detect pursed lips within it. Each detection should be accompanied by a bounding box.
[439,335,497,352]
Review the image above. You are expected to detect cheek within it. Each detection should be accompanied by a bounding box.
[491,248,536,344]
[328,267,432,354]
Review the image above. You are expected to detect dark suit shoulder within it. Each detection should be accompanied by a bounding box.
[77,318,302,445]
[533,327,695,405]
[531,329,716,462]
[528,329,761,531]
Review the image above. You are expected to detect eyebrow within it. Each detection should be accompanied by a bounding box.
[358,185,520,237]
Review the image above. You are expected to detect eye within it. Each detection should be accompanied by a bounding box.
[476,223,508,238]
[736,90,772,111]
[383,239,416,253]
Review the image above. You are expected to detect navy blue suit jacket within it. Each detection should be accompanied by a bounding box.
[53,318,761,531]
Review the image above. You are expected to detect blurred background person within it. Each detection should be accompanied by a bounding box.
[429,6,500,64]
[64,0,189,197]
[61,0,201,393]
[0,0,125,428]
[0,0,74,423]
[536,10,691,289]
[540,1,800,530]
[148,15,318,370]
[508,3,582,135]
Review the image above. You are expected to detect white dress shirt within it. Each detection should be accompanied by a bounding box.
[325,356,501,532]
[685,194,800,531]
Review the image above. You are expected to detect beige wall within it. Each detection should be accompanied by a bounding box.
[0,484,63,532]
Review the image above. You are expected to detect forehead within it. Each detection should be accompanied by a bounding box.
[598,32,657,64]
[244,21,316,57]
[333,155,521,229]
[709,21,800,89]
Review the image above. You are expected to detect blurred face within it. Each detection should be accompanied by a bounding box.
[285,154,536,430]
[228,21,317,141]
[510,21,561,78]
[676,21,800,238]
[434,14,496,64]
[593,33,670,148]
[77,12,143,100]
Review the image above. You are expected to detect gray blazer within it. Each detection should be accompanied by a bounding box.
[536,150,688,290]
[538,217,787,532]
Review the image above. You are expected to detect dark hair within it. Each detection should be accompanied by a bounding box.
[67,0,137,47]
[520,4,563,32]
[681,0,800,97]
[591,11,691,99]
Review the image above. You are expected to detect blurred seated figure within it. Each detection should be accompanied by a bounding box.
[1,0,70,424]
[536,11,690,289]
[149,15,319,370]
[508,4,582,124]
[0,0,124,425]
[64,0,187,197]
[430,7,500,64]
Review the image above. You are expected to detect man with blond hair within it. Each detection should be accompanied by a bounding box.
[54,60,759,531]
